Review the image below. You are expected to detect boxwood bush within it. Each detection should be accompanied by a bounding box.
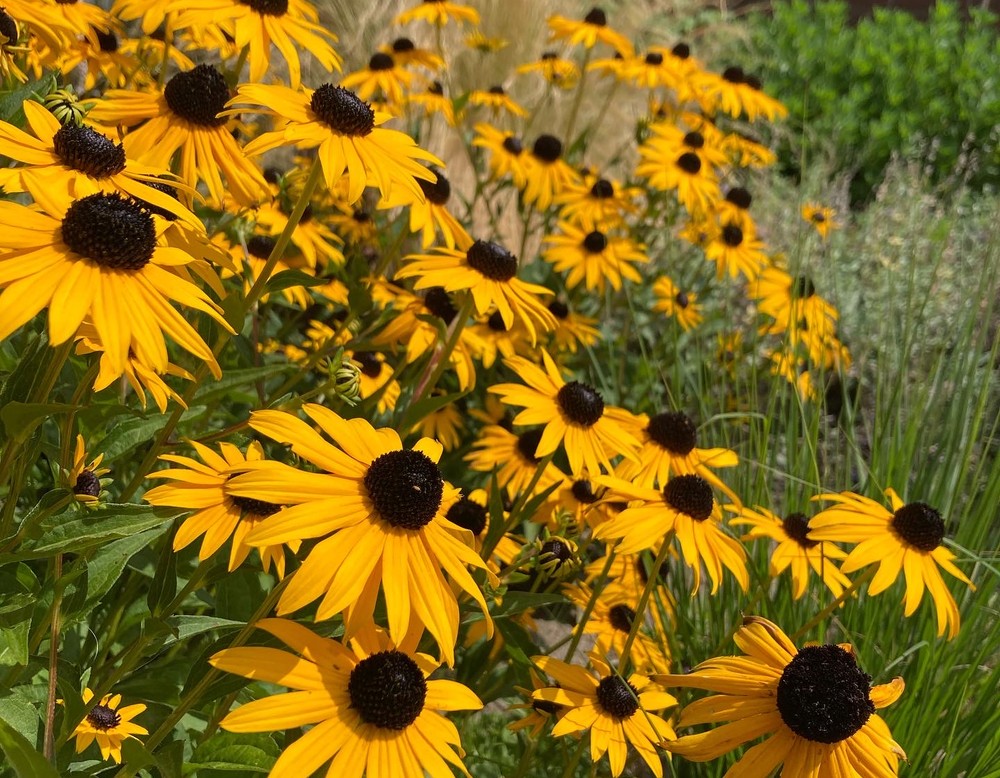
[747,0,1000,203]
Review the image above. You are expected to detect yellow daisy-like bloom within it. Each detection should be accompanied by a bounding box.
[411,395,465,451]
[47,0,117,48]
[802,202,839,239]
[614,410,741,508]
[167,0,340,89]
[0,1,74,53]
[468,85,528,118]
[381,36,443,71]
[211,619,483,778]
[395,0,479,27]
[472,123,528,187]
[71,687,148,764]
[730,505,851,599]
[144,441,298,579]
[465,424,565,500]
[465,28,508,52]
[396,239,556,344]
[547,7,633,56]
[532,653,677,778]
[233,82,441,205]
[408,80,457,125]
[0,8,27,83]
[0,101,197,225]
[809,489,975,639]
[469,309,528,368]
[769,348,819,402]
[542,219,648,293]
[509,669,564,737]
[517,52,581,89]
[87,64,270,208]
[751,268,839,340]
[652,275,703,331]
[659,616,906,776]
[722,129,777,168]
[351,350,401,414]
[624,47,684,90]
[696,66,788,122]
[521,134,580,211]
[66,434,110,505]
[704,221,769,281]
[490,350,640,476]
[553,173,641,228]
[643,122,730,172]
[546,298,601,354]
[254,199,345,271]
[636,144,721,216]
[379,167,472,250]
[0,189,229,380]
[225,406,495,664]
[341,51,416,110]
[595,473,749,594]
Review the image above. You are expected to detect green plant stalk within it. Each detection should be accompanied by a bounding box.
[563,48,593,145]
[791,566,876,641]
[618,539,673,670]
[563,548,616,661]
[558,736,588,778]
[43,553,63,763]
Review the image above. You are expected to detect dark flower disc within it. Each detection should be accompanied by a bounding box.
[348,650,427,730]
[645,52,664,65]
[310,84,375,136]
[792,275,817,299]
[446,496,488,536]
[782,512,818,548]
[95,28,118,52]
[721,224,744,247]
[392,37,415,53]
[584,7,607,25]
[61,192,156,271]
[73,470,101,498]
[86,704,121,731]
[230,495,282,519]
[676,152,701,174]
[163,64,230,127]
[369,52,394,71]
[418,169,451,205]
[246,235,277,260]
[776,644,874,743]
[532,134,563,163]
[53,123,126,178]
[364,449,444,530]
[238,0,289,15]
[502,135,524,155]
[583,230,608,253]
[646,411,697,455]
[590,178,615,199]
[548,299,569,319]
[557,381,604,427]
[725,186,752,209]
[571,479,598,503]
[675,291,690,308]
[466,239,518,281]
[596,675,639,719]
[662,474,714,521]
[423,287,458,324]
[608,604,635,632]
[515,428,543,464]
[352,351,383,378]
[891,502,945,552]
[0,10,19,44]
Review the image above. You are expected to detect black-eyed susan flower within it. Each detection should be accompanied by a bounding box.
[382,36,443,70]
[145,441,298,579]
[0,101,197,225]
[66,435,110,505]
[71,688,147,765]
[533,653,676,777]
[0,190,230,380]
[465,27,508,52]
[469,309,528,368]
[547,7,633,56]
[644,123,729,172]
[411,393,465,451]
[624,47,684,90]
[517,51,580,89]
[465,424,564,499]
[227,233,313,309]
[396,239,557,344]
[704,220,768,280]
[652,276,703,331]
[802,202,839,239]
[809,489,975,639]
[722,129,777,168]
[546,298,601,354]
[521,134,579,210]
[226,405,494,664]
[211,619,482,777]
[0,1,72,53]
[595,473,749,594]
[168,0,340,89]
[379,166,472,249]
[509,669,564,736]
[751,268,839,340]
[490,350,640,476]
[408,80,457,125]
[659,616,906,776]
[636,143,720,216]
[0,8,28,83]
[696,66,788,122]
[472,122,528,187]
[730,505,851,599]
[542,218,648,293]
[341,51,416,110]
[87,64,270,208]
[396,0,479,26]
[350,350,400,414]
[553,173,640,228]
[47,0,117,49]
[469,84,528,118]
[233,82,441,204]
[253,198,345,271]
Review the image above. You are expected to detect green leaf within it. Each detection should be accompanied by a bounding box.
[0,622,28,668]
[0,82,55,125]
[161,615,244,648]
[82,528,165,612]
[10,504,182,559]
[97,414,171,463]
[0,694,40,745]
[192,365,292,404]
[188,733,278,776]
[264,268,326,294]
[147,526,178,617]
[0,403,77,445]
[0,717,58,778]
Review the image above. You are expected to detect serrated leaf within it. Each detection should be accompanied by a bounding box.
[0,717,58,778]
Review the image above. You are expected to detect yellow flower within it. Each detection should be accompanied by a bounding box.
[517,52,581,89]
[659,617,905,776]
[809,488,975,639]
[472,122,528,187]
[395,0,480,27]
[71,688,147,764]
[521,134,580,210]
[66,435,110,505]
[547,8,633,56]
[341,51,417,110]
[652,275,703,331]
[542,219,648,293]
[211,619,483,777]
[378,167,472,250]
[469,85,528,118]
[802,202,839,239]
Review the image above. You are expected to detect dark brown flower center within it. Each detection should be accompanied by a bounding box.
[515,428,543,464]
[74,470,101,498]
[548,299,569,319]
[348,650,427,730]
[676,152,701,174]
[364,449,444,530]
[582,231,607,253]
[721,224,744,247]
[532,134,562,163]
[0,10,18,44]
[163,64,230,127]
[590,178,615,199]
[645,52,663,65]
[539,538,574,570]
[646,411,697,455]
[135,177,180,222]
[310,85,375,136]
[428,80,444,95]
[776,644,874,743]
[532,698,562,714]
[418,169,451,205]
[369,52,394,71]
[53,123,126,178]
[95,28,118,52]
[783,512,818,548]
[502,135,524,155]
[86,704,121,731]
[230,495,282,519]
[663,474,713,521]
[61,193,156,271]
[556,381,604,426]
[726,186,752,209]
[352,351,383,378]
[423,287,458,324]
[392,37,415,52]
[246,235,277,260]
[891,502,945,552]
[238,0,288,15]
[792,275,816,299]
[446,496,488,536]
[571,479,598,503]
[584,7,607,25]
[466,239,518,281]
[683,131,704,149]
[672,42,690,58]
[487,310,508,332]
[722,66,745,83]
[596,676,638,719]
[675,291,689,308]
[608,604,635,632]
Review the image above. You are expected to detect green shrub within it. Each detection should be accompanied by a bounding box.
[747,0,1000,203]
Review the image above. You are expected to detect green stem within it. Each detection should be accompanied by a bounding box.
[559,736,588,778]
[563,48,593,146]
[619,539,673,670]
[791,566,876,641]
[563,548,616,661]
[43,553,63,763]
[510,735,539,778]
